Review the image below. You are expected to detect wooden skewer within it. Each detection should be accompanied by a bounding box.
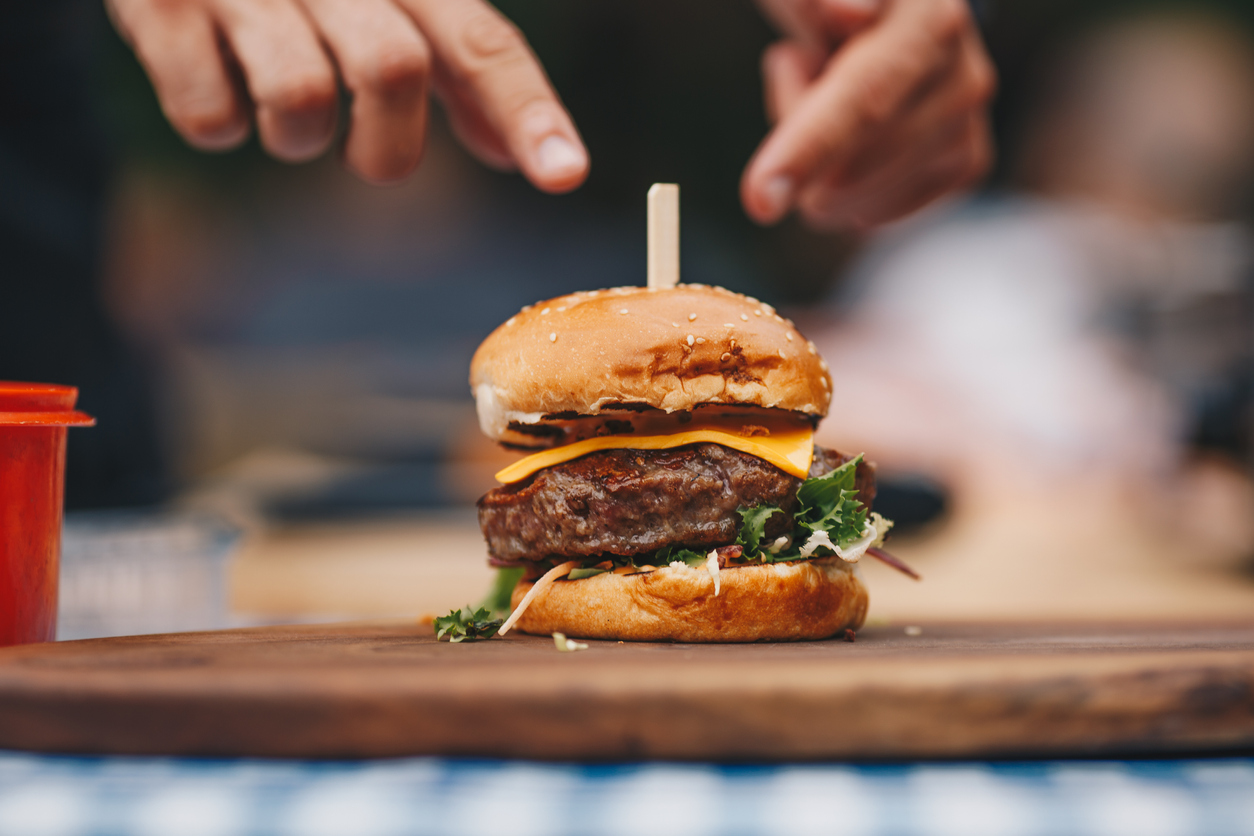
[647,183,679,290]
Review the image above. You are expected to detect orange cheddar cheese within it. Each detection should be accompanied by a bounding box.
[494,423,814,483]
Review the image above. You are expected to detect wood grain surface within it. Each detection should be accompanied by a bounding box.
[1,621,1251,761]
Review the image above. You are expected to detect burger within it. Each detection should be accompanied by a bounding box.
[471,283,908,643]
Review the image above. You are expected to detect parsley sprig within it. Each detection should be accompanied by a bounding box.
[434,606,504,642]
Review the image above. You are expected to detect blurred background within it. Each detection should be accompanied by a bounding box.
[5,0,1253,635]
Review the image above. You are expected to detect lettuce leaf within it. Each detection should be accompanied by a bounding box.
[650,545,709,568]
[480,567,524,618]
[736,505,782,555]
[793,455,868,553]
[736,456,872,563]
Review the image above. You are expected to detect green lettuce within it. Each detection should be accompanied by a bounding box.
[480,567,523,618]
[736,456,870,563]
[736,505,782,555]
[793,454,869,550]
[650,545,709,568]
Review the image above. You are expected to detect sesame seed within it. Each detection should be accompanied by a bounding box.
[720,352,732,362]
[819,359,829,372]
[754,309,762,316]
[688,313,698,321]
[723,323,734,328]
[807,340,817,355]
[549,332,557,342]
[672,322,679,328]
[541,308,551,316]
[778,349,787,359]
[786,333,793,342]
[505,317,517,327]
[746,296,760,304]
[686,334,695,346]
[557,306,567,312]
[696,337,706,345]
[820,378,829,388]
[740,313,749,321]
[619,308,629,315]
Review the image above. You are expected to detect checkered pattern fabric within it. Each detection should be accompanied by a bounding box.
[1,753,1251,836]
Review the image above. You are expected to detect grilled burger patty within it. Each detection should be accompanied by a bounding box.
[478,444,875,562]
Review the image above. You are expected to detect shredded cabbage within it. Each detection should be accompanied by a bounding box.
[706,550,721,596]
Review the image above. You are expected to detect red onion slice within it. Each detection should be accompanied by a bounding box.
[866,546,921,580]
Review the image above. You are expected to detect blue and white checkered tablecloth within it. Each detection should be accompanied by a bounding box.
[0,753,1252,836]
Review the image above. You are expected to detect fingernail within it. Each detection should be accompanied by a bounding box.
[761,175,795,220]
[535,135,587,177]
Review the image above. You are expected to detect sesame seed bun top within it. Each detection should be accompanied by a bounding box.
[470,284,832,442]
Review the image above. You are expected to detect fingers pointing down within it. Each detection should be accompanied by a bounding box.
[214,0,339,163]
[108,0,250,151]
[403,0,589,193]
[301,0,432,183]
[110,0,588,191]
[743,0,995,229]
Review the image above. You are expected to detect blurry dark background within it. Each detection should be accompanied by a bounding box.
[2,0,1252,541]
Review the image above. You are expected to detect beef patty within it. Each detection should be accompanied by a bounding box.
[478,444,875,562]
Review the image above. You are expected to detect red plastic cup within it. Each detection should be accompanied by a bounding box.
[0,382,94,646]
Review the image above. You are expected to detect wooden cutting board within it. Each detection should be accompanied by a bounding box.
[0,620,1251,761]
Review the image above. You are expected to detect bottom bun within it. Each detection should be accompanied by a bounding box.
[509,559,868,643]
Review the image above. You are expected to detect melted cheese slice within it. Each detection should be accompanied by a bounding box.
[495,422,814,483]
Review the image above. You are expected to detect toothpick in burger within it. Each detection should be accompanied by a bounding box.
[469,186,916,643]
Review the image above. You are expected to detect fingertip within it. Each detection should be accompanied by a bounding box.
[342,142,425,186]
[742,166,795,226]
[160,78,252,153]
[256,103,338,163]
[179,112,251,152]
[526,133,589,194]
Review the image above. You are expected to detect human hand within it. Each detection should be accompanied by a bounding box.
[105,0,589,189]
[743,0,996,230]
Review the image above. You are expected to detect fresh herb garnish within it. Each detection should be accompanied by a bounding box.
[434,606,504,642]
